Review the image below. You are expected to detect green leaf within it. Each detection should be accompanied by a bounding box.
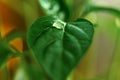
[27,16,94,80]
[0,42,13,68]
[38,0,70,20]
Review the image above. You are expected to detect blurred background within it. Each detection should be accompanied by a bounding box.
[0,0,120,80]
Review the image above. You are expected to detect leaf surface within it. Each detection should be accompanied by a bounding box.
[27,16,94,80]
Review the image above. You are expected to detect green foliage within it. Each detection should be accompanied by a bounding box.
[0,41,13,68]
[38,0,70,20]
[27,16,94,80]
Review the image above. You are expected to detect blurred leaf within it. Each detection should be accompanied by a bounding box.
[0,33,14,68]
[0,42,13,68]
[27,16,94,80]
[14,57,47,80]
[38,0,70,20]
[22,52,47,80]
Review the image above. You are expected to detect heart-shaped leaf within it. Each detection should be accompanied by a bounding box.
[27,16,94,80]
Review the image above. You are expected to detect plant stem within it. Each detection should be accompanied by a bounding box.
[83,6,120,18]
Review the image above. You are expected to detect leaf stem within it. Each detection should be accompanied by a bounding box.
[83,6,120,18]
